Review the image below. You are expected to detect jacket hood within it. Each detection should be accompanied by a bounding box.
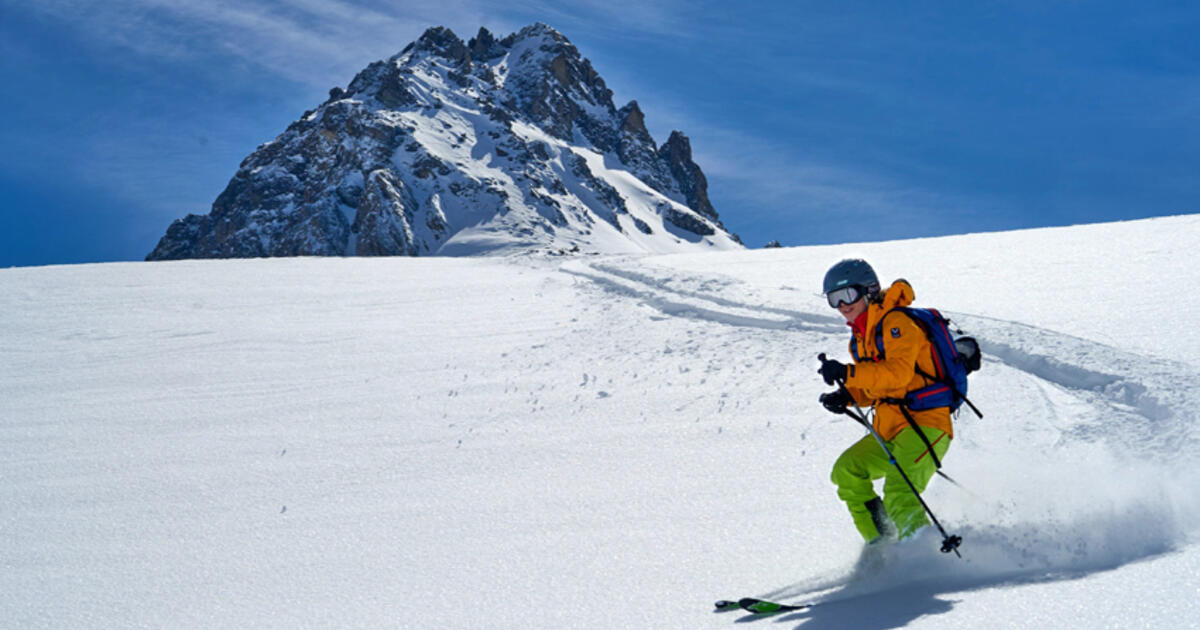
[879,279,914,311]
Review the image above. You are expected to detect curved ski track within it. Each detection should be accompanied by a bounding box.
[561,258,1200,457]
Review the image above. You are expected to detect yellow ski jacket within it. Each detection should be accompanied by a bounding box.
[844,280,954,442]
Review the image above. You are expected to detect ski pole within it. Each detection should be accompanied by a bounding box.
[842,395,963,556]
[844,405,964,489]
[843,404,972,494]
[819,354,963,557]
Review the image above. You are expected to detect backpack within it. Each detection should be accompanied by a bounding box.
[851,307,983,418]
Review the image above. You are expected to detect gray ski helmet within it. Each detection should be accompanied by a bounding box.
[823,259,879,296]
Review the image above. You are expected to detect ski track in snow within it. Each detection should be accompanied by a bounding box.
[563,256,1200,609]
[564,257,1199,451]
[561,259,844,334]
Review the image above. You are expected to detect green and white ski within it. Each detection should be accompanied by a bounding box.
[713,597,813,614]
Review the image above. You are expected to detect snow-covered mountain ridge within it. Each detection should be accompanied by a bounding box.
[146,23,742,260]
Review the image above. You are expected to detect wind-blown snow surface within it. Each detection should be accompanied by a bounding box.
[3,214,1200,629]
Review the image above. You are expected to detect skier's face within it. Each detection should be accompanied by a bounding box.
[837,297,867,322]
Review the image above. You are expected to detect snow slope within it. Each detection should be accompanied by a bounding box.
[3,214,1200,629]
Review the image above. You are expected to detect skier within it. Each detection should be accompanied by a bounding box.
[816,259,952,544]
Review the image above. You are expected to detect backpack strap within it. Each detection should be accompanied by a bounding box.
[866,309,900,362]
[871,309,944,468]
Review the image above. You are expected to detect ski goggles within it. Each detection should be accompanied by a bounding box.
[826,285,863,308]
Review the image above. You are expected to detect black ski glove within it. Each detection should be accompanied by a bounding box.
[819,389,853,415]
[817,356,848,385]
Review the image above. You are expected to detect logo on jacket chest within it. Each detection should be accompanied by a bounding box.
[890,327,902,338]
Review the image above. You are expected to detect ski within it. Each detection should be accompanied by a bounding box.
[713,597,813,614]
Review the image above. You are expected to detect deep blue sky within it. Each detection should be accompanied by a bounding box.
[2,1,1197,267]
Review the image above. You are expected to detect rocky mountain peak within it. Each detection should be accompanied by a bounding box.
[660,131,717,222]
[410,26,469,64]
[617,101,650,139]
[502,22,570,48]
[467,27,505,62]
[146,24,741,261]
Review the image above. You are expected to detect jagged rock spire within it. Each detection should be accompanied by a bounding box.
[467,27,506,61]
[660,131,718,222]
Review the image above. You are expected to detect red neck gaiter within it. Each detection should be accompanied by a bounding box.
[848,309,869,338]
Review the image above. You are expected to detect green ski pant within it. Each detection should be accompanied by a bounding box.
[830,426,951,542]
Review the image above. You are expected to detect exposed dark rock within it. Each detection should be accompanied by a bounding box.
[659,131,718,222]
[663,205,716,237]
[413,26,469,65]
[468,28,506,62]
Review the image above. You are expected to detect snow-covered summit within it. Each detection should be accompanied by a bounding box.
[146,24,742,260]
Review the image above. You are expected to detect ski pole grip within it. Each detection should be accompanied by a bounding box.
[818,352,851,390]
